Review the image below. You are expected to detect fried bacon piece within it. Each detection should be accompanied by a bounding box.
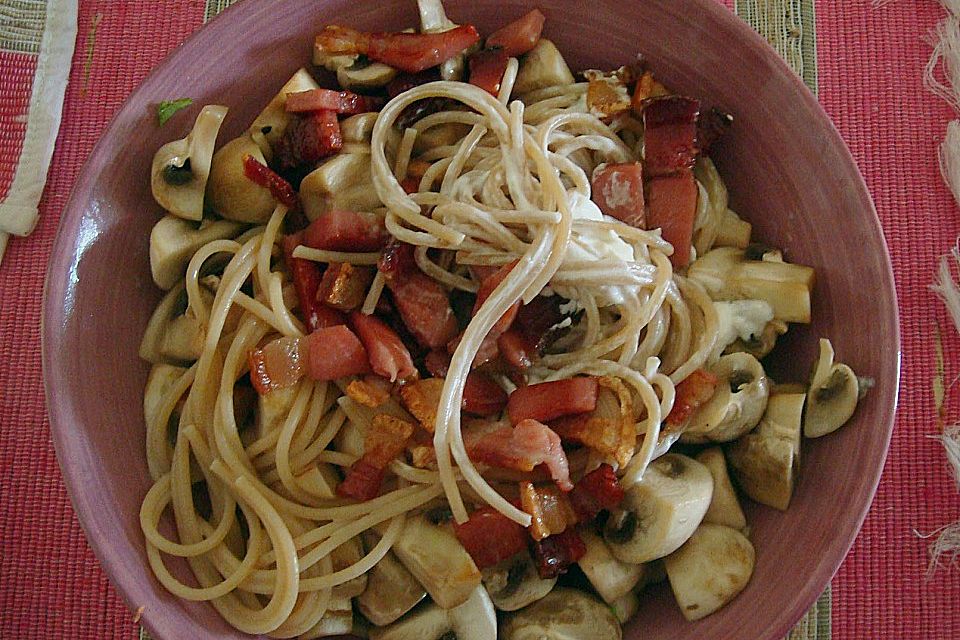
[664,368,719,428]
[591,162,645,228]
[315,24,481,73]
[506,377,599,425]
[345,376,391,408]
[642,96,700,177]
[520,481,578,541]
[532,528,586,579]
[303,209,388,252]
[317,262,375,311]
[550,376,635,467]
[453,506,530,569]
[469,419,572,490]
[284,88,376,115]
[281,234,346,332]
[486,9,545,57]
[646,171,698,267]
[400,378,445,432]
[630,70,669,114]
[242,154,298,208]
[350,311,417,382]
[568,464,625,522]
[249,324,370,392]
[468,48,510,96]
[248,335,304,395]
[462,370,508,417]
[338,414,416,501]
[275,111,343,171]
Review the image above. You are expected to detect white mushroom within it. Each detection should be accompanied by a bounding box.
[300,594,354,638]
[417,0,468,80]
[682,352,770,444]
[338,58,399,91]
[610,591,639,625]
[369,585,496,640]
[330,535,368,599]
[695,447,747,531]
[726,390,805,511]
[206,135,277,223]
[151,105,228,221]
[391,513,481,609]
[300,154,383,221]
[139,282,208,364]
[480,551,556,611]
[803,338,859,438]
[340,113,380,145]
[248,68,319,149]
[604,454,713,563]
[663,523,755,621]
[577,528,645,603]
[357,543,427,626]
[687,247,816,323]
[724,318,788,360]
[711,299,775,360]
[148,214,243,290]
[513,39,575,95]
[500,588,622,640]
[713,209,752,249]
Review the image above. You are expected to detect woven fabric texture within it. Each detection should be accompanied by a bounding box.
[1,1,959,639]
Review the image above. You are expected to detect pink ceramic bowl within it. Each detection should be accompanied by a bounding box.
[42,0,899,638]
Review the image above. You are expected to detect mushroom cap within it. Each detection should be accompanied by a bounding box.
[206,136,277,223]
[500,588,622,640]
[682,352,769,444]
[481,552,557,612]
[803,339,859,438]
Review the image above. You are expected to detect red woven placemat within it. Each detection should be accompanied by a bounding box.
[1,1,958,638]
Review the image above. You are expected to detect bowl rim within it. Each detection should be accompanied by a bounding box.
[41,0,901,638]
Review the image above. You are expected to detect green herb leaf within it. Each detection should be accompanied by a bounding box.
[157,98,193,126]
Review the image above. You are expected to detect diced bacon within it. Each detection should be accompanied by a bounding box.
[345,377,392,407]
[586,77,632,120]
[400,378,445,432]
[447,328,500,368]
[315,24,481,73]
[303,210,388,252]
[498,329,537,369]
[646,170,698,267]
[520,481,578,541]
[507,377,599,425]
[568,464,625,522]
[643,96,700,177]
[304,324,371,381]
[318,262,375,311]
[469,419,572,490]
[453,506,531,569]
[282,234,346,332]
[532,528,586,579]
[591,162,645,228]
[284,87,375,114]
[387,272,458,349]
[468,48,510,96]
[336,459,385,501]
[378,239,418,278]
[463,370,507,417]
[550,377,635,467]
[486,9,545,57]
[276,110,343,171]
[474,259,521,335]
[248,335,305,395]
[630,70,669,114]
[242,154,298,208]
[364,413,416,468]
[424,349,452,378]
[350,311,417,382]
[400,176,420,194]
[665,368,719,428]
[515,295,566,341]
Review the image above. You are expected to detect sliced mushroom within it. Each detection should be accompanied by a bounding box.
[687,247,815,323]
[711,299,774,360]
[611,591,639,625]
[207,135,277,223]
[253,386,299,443]
[713,209,752,249]
[391,513,481,609]
[148,215,243,290]
[248,68,320,149]
[578,528,645,603]
[139,282,211,364]
[604,454,713,564]
[724,318,788,360]
[481,551,556,611]
[417,0,468,81]
[330,535,368,599]
[726,390,805,510]
[358,541,427,626]
[695,447,747,531]
[682,352,770,444]
[300,154,383,222]
[664,523,755,621]
[804,338,859,438]
[150,105,228,221]
[294,462,342,498]
[338,58,399,91]
[413,123,471,155]
[341,113,380,145]
[513,39,576,95]
[300,594,354,638]
[500,588,621,640]
[370,585,496,640]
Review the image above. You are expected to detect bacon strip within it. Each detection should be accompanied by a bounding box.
[315,24,481,74]
[469,419,572,490]
[350,311,417,382]
[506,377,599,425]
[303,210,388,252]
[453,506,530,569]
[520,481,578,541]
[665,368,719,428]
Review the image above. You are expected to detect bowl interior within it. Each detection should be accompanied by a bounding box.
[43,1,899,638]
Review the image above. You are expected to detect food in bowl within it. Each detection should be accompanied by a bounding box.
[137,1,864,636]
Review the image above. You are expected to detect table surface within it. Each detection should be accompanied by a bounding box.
[2,0,960,638]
